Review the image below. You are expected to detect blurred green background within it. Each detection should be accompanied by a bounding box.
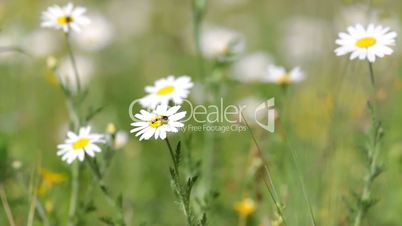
[1,0,402,225]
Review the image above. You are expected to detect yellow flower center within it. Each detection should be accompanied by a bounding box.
[277,74,290,85]
[72,138,90,150]
[356,37,377,48]
[57,16,74,25]
[149,116,169,128]
[157,85,175,96]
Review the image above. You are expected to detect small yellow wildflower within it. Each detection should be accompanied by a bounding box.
[106,123,117,135]
[38,168,66,196]
[234,198,257,217]
[45,200,54,214]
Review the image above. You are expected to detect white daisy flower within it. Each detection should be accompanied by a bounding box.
[200,26,245,61]
[264,65,304,85]
[57,126,105,164]
[41,3,90,33]
[130,105,186,141]
[140,75,193,109]
[335,24,397,62]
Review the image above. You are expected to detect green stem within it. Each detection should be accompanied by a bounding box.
[280,89,316,226]
[192,0,206,80]
[65,33,82,95]
[368,62,375,88]
[353,61,382,226]
[164,137,196,226]
[201,64,224,194]
[241,113,287,226]
[287,143,317,226]
[0,184,16,226]
[67,162,79,226]
[165,137,177,173]
[86,158,126,225]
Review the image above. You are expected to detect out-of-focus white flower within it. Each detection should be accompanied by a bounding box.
[140,75,193,109]
[72,13,114,51]
[23,30,59,58]
[130,105,186,141]
[41,3,90,33]
[57,126,105,164]
[230,52,273,83]
[114,131,128,149]
[12,160,22,170]
[264,65,304,85]
[57,55,95,93]
[107,0,151,40]
[190,82,209,104]
[237,97,266,124]
[200,26,245,61]
[335,4,376,30]
[281,16,329,64]
[335,24,397,62]
[0,28,23,63]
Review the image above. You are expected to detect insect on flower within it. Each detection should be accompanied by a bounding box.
[41,3,90,33]
[130,105,186,141]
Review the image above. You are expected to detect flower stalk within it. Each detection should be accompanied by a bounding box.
[352,62,384,226]
[67,162,79,226]
[65,33,82,96]
[164,137,206,226]
[63,31,83,226]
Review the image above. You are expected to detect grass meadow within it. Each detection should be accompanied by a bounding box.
[1,0,402,225]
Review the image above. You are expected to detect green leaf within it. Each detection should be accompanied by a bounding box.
[0,135,9,183]
[85,105,105,123]
[175,141,182,166]
[198,213,207,226]
[116,193,123,209]
[99,216,115,226]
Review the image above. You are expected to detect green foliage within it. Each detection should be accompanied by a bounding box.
[0,135,9,183]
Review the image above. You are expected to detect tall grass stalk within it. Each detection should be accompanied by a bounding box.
[27,162,40,226]
[192,0,207,80]
[280,89,317,226]
[241,113,287,226]
[0,184,16,226]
